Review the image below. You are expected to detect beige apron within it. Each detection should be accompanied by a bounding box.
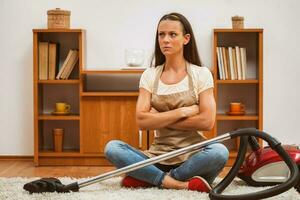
[143,64,206,165]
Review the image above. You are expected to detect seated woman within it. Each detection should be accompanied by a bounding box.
[105,12,229,193]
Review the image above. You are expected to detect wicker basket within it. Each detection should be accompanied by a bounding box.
[231,15,244,29]
[47,8,71,29]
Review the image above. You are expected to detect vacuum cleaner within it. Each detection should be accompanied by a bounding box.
[238,136,300,192]
[23,128,300,200]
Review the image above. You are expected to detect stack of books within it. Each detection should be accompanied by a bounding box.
[38,42,59,80]
[56,49,79,80]
[38,42,79,80]
[216,46,247,80]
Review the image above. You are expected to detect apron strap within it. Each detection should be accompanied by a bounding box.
[153,65,164,94]
[186,63,193,91]
[186,63,198,99]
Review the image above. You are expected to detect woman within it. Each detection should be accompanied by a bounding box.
[105,12,229,193]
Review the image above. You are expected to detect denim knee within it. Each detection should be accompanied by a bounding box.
[210,143,229,165]
[104,140,124,159]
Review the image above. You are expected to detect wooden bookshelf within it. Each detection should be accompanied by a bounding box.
[33,29,85,166]
[212,28,263,166]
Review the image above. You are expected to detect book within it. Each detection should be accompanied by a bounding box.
[228,47,235,80]
[62,50,79,79]
[232,48,238,79]
[235,46,242,80]
[38,42,49,80]
[225,47,231,80]
[240,47,247,80]
[218,47,225,80]
[222,47,228,79]
[48,43,58,80]
[216,47,223,80]
[56,50,73,79]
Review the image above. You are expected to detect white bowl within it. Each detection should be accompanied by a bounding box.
[125,49,145,67]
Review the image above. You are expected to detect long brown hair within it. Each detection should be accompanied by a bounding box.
[151,12,202,67]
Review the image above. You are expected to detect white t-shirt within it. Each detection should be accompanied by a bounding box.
[139,64,214,100]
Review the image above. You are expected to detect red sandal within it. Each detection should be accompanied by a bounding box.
[188,176,212,193]
[122,176,154,188]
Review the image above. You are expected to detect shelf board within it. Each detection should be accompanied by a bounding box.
[38,79,80,84]
[81,69,144,74]
[81,92,139,97]
[33,29,84,33]
[39,151,104,157]
[217,114,259,120]
[214,28,263,33]
[39,151,80,157]
[38,114,80,120]
[216,79,259,84]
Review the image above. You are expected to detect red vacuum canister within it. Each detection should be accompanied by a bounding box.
[238,140,300,192]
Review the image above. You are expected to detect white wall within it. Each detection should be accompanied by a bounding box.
[0,0,299,155]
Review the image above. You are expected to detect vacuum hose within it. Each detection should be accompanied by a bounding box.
[209,128,299,200]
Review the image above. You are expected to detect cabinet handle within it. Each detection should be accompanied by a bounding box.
[139,130,143,149]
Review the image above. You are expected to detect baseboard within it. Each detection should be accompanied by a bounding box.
[0,155,33,161]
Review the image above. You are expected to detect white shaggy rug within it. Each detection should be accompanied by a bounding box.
[0,177,298,200]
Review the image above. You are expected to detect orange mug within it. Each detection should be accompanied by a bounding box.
[230,102,245,112]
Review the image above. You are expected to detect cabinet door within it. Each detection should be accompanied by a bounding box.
[81,96,140,153]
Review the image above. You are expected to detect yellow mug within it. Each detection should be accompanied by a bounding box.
[55,102,70,113]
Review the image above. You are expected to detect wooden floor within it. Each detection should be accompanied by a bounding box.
[0,160,230,178]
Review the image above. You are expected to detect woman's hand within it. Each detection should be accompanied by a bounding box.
[179,105,199,118]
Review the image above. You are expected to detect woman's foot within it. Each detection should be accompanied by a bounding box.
[162,175,211,193]
[162,175,188,189]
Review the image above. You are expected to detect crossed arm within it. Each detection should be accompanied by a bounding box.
[135,87,216,131]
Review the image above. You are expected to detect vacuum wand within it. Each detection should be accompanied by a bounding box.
[77,133,231,188]
[23,132,230,193]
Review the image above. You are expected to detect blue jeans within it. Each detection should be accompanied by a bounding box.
[104,140,229,187]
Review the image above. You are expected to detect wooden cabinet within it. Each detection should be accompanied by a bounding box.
[81,96,140,154]
[80,70,147,157]
[212,29,263,166]
[33,29,146,166]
